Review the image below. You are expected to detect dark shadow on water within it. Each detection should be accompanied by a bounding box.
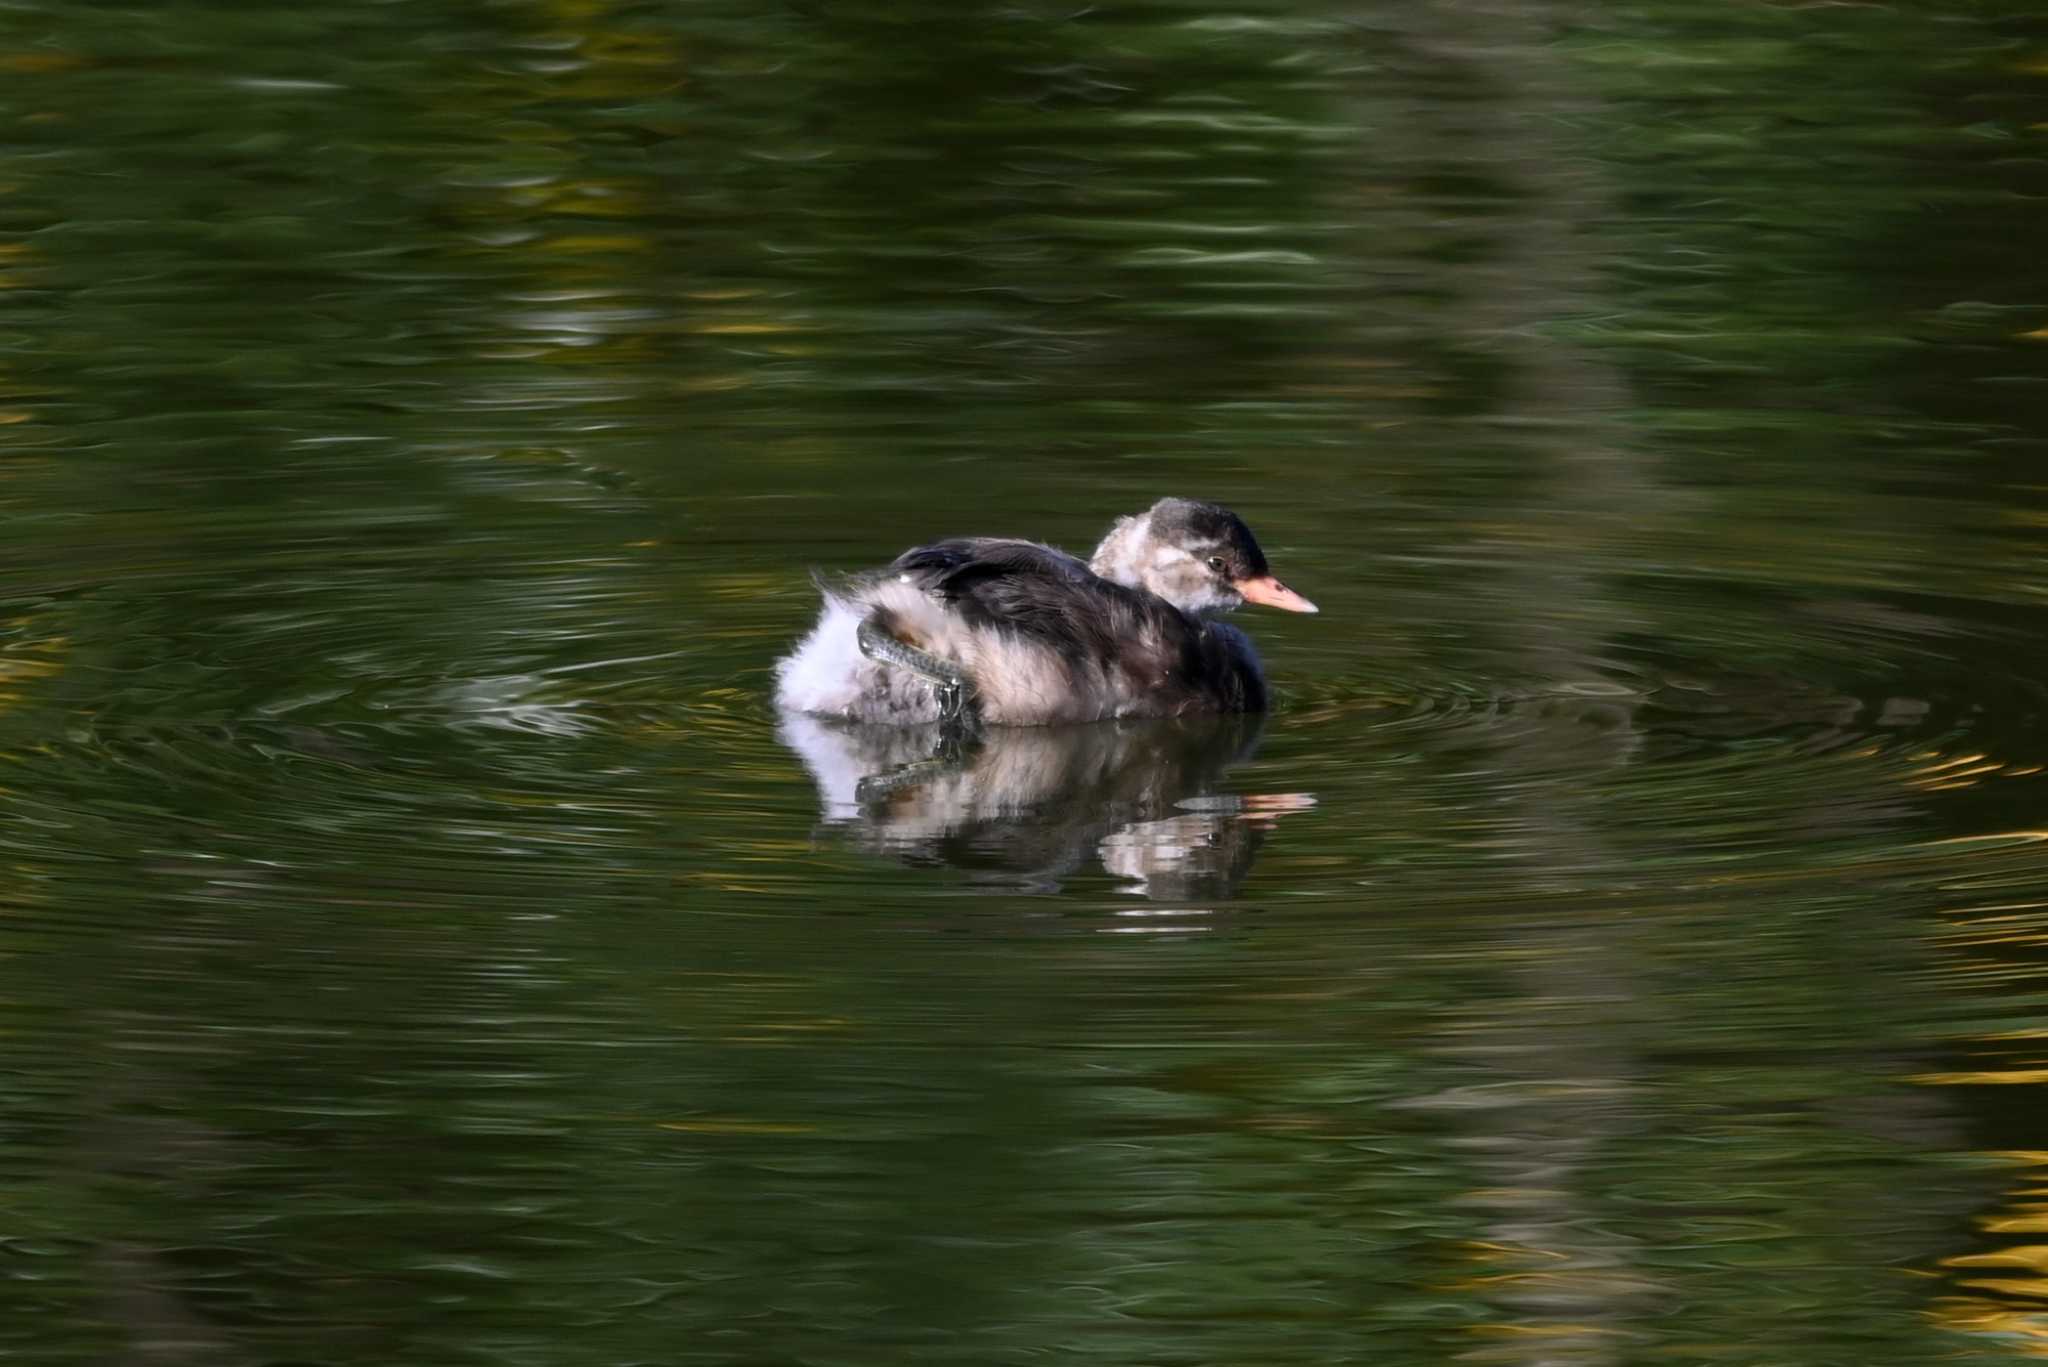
[777,711,1314,898]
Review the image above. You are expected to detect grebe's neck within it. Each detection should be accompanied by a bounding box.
[1088,511,1154,589]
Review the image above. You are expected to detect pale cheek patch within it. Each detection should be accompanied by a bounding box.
[1182,583,1239,614]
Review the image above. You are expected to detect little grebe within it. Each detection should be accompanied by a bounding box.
[775,497,1317,727]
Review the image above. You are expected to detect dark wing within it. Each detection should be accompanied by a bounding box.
[889,538,1262,711]
[890,538,1093,598]
[889,538,1133,661]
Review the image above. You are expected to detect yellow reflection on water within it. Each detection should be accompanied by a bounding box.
[0,620,66,714]
[1913,823,2048,1353]
[1928,1297,2048,1353]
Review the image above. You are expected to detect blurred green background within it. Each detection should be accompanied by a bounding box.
[5,0,2048,1361]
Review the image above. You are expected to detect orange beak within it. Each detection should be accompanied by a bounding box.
[1235,575,1318,614]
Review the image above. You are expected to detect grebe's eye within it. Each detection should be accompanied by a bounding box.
[1206,555,1226,572]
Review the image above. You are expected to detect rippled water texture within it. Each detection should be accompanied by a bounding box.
[5,1,2048,1362]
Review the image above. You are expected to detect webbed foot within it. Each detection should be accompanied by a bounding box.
[857,613,981,735]
[853,729,974,804]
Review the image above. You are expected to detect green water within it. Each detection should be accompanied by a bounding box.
[5,0,2048,1361]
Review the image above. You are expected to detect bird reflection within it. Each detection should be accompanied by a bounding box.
[777,712,1313,898]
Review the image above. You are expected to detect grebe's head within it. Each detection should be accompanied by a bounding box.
[1090,498,1319,616]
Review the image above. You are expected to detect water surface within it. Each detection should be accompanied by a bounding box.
[4,0,2048,1362]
